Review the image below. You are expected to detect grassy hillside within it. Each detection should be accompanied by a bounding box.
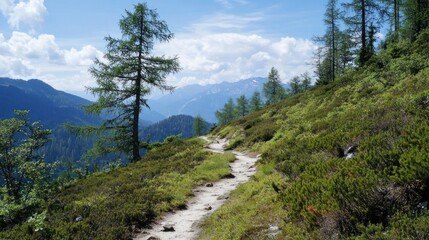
[199,33,429,239]
[2,32,428,240]
[0,138,235,239]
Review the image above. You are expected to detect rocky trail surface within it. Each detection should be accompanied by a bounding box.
[135,137,259,240]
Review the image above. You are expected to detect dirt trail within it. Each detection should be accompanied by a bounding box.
[135,137,259,240]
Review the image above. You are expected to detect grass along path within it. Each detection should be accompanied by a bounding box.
[136,137,260,240]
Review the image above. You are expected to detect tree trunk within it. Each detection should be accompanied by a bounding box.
[132,14,144,163]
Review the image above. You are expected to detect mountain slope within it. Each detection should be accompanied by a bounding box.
[0,78,100,127]
[200,36,429,239]
[3,34,429,240]
[0,78,101,164]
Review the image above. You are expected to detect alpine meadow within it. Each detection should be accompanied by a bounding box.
[1,1,429,240]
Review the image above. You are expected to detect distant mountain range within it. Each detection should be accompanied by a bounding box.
[0,77,100,128]
[147,77,289,123]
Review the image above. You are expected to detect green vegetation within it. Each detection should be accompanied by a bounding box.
[193,115,208,137]
[0,110,54,233]
[199,162,287,240]
[215,68,313,126]
[0,138,235,239]
[263,67,286,105]
[203,31,429,239]
[81,3,180,162]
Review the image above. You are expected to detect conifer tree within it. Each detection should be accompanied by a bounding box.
[263,67,286,105]
[235,95,249,117]
[403,0,429,41]
[290,76,302,95]
[315,0,343,83]
[193,115,206,137]
[342,0,384,66]
[85,3,180,162]
[249,91,262,112]
[215,98,236,125]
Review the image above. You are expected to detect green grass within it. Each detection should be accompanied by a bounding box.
[0,138,235,240]
[204,33,429,239]
[198,161,287,240]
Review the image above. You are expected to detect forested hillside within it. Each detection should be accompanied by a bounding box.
[140,115,213,143]
[0,78,100,165]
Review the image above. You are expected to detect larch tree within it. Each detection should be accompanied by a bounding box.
[342,0,384,66]
[85,3,180,162]
[315,0,343,84]
[290,76,302,95]
[193,115,206,137]
[263,67,286,105]
[235,95,249,117]
[249,91,262,112]
[403,0,429,41]
[215,98,236,125]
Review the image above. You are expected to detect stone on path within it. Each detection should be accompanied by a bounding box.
[162,224,175,232]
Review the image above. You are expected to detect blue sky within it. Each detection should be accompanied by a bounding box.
[0,0,328,98]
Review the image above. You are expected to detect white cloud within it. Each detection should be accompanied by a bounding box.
[191,13,262,34]
[156,33,317,87]
[0,31,102,91]
[0,0,47,30]
[64,45,103,66]
[0,55,34,77]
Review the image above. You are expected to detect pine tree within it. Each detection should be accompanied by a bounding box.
[300,72,312,91]
[235,95,249,117]
[249,91,262,112]
[290,76,302,95]
[193,115,206,137]
[215,98,236,125]
[316,0,343,83]
[85,3,180,162]
[403,0,429,41]
[342,0,384,66]
[263,67,286,105]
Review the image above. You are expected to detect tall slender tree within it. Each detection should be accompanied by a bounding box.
[215,98,236,125]
[263,67,286,105]
[249,91,262,112]
[85,3,180,162]
[314,0,352,84]
[193,115,206,137]
[235,95,249,117]
[343,0,384,66]
[403,0,429,41]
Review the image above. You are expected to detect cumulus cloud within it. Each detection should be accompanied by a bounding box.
[0,31,103,91]
[0,0,47,30]
[156,33,317,87]
[64,45,104,66]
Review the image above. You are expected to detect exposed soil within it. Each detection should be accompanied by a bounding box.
[135,137,259,240]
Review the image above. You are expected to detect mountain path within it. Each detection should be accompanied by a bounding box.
[135,137,260,240]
